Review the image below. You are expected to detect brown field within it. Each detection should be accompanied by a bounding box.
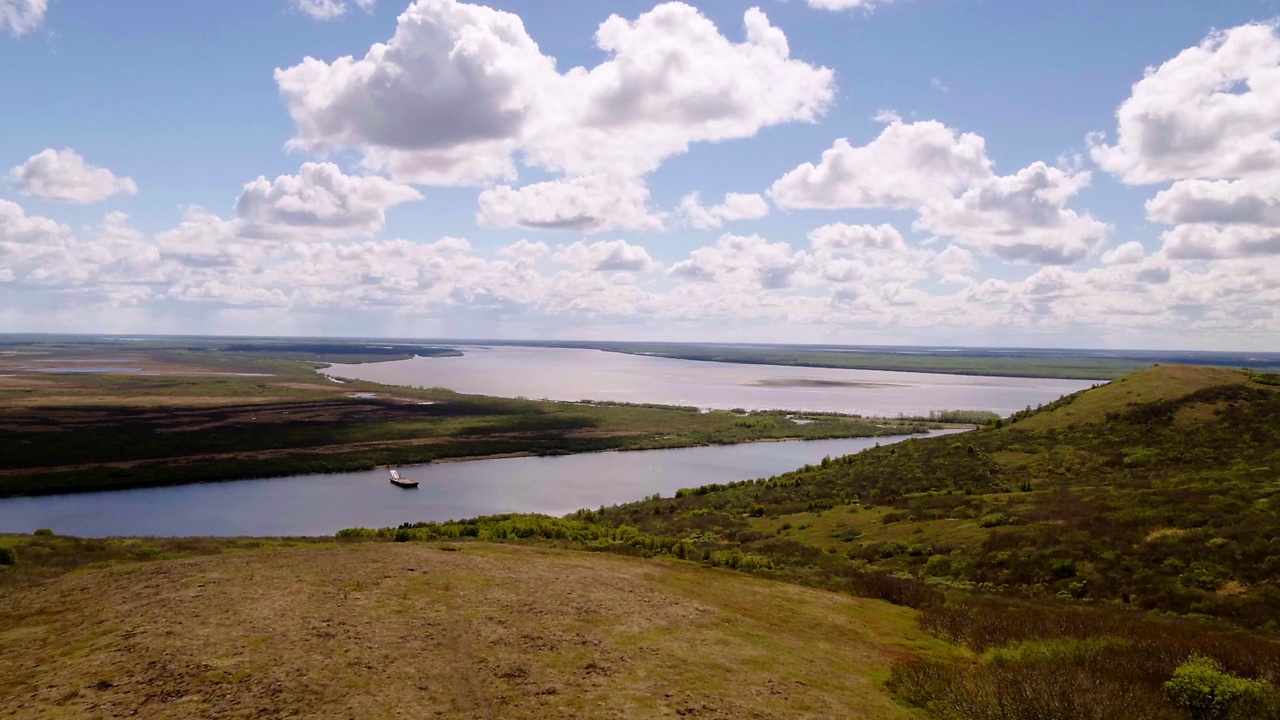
[0,542,948,719]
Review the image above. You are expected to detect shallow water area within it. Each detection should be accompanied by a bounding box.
[326,346,1093,416]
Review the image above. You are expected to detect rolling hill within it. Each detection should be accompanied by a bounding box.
[4,364,1280,719]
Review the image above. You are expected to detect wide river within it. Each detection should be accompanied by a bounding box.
[325,346,1093,416]
[0,433,960,538]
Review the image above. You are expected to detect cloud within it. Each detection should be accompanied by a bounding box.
[1101,241,1145,265]
[1161,225,1280,259]
[1090,23,1280,184]
[497,239,551,262]
[0,0,47,36]
[275,0,551,185]
[1150,178,1280,259]
[677,192,769,229]
[554,239,657,273]
[8,149,138,204]
[293,0,375,20]
[806,222,935,287]
[154,207,262,270]
[526,4,833,178]
[1146,178,1280,227]
[1092,25,1280,261]
[276,1,832,228]
[808,222,907,256]
[671,233,811,289]
[2,198,1278,347]
[933,244,976,280]
[0,198,69,243]
[770,119,1106,265]
[477,175,662,233]
[804,0,883,9]
[234,162,422,239]
[768,119,992,210]
[915,162,1110,265]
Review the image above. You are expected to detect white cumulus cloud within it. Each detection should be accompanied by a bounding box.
[1101,241,1146,265]
[477,175,662,233]
[554,239,658,273]
[1146,178,1280,227]
[671,233,811,289]
[1093,24,1280,260]
[915,163,1110,265]
[234,162,422,239]
[768,119,992,210]
[0,198,69,243]
[0,0,47,36]
[497,239,551,262]
[275,0,552,185]
[9,149,138,204]
[770,119,1105,265]
[1090,23,1280,184]
[276,1,833,232]
[677,192,769,229]
[805,0,883,9]
[293,0,375,21]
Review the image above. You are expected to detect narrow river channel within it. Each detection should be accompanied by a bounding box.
[0,431,961,537]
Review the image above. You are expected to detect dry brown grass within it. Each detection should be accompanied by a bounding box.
[0,542,945,719]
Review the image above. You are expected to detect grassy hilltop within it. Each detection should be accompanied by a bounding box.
[0,539,954,719]
[3,364,1280,718]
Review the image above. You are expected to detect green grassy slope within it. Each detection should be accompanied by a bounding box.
[579,364,1280,629]
[324,362,1280,717]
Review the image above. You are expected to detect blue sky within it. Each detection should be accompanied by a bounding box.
[2,0,1279,348]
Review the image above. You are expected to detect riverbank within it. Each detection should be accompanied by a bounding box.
[0,345,930,498]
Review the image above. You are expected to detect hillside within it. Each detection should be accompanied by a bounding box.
[6,364,1280,719]
[0,541,950,719]
[577,364,1280,628]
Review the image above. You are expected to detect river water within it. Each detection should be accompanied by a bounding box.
[324,346,1092,416]
[0,433,958,538]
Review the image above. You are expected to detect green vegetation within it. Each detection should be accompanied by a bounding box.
[0,532,326,595]
[0,341,924,496]
[3,360,1280,717]
[331,363,1280,718]
[518,341,1280,380]
[1165,656,1274,720]
[917,409,1002,424]
[1252,372,1280,387]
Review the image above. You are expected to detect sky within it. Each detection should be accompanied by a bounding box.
[1,0,1279,350]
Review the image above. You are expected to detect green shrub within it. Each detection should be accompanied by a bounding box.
[33,528,54,536]
[1050,559,1078,579]
[979,513,1011,528]
[1164,656,1271,720]
[0,546,15,566]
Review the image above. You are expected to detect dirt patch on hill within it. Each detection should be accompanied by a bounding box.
[0,543,937,719]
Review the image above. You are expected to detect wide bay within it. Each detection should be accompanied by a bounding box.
[326,346,1094,416]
